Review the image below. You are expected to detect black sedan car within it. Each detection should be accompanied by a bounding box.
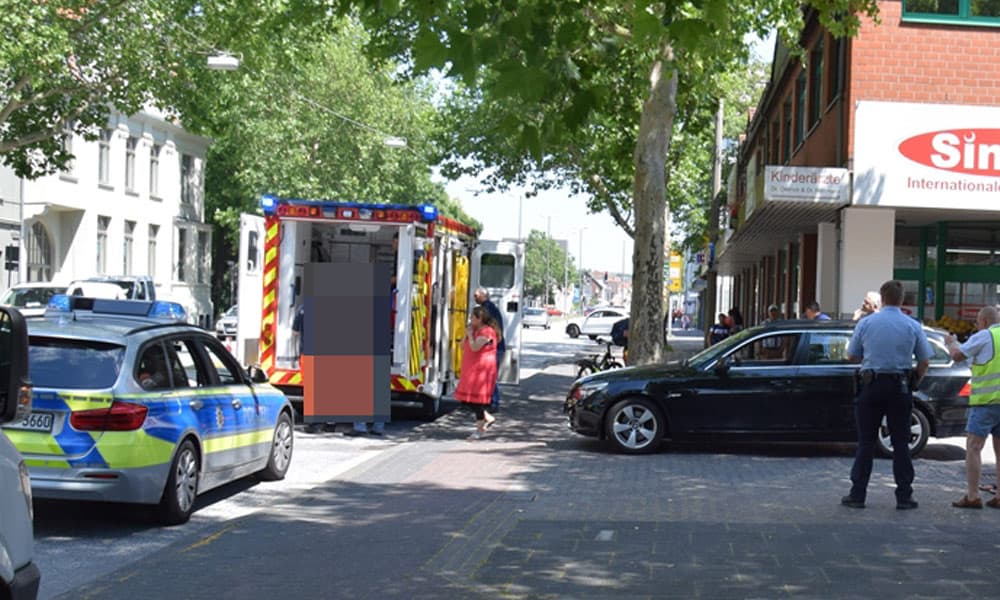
[564,320,970,456]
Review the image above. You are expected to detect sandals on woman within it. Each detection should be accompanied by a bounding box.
[952,495,983,509]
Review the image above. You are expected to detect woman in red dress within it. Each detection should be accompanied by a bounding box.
[454,306,501,439]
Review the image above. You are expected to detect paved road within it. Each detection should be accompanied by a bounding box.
[56,328,1000,600]
[41,326,999,599]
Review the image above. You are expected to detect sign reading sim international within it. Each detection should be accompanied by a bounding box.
[764,166,849,203]
[854,100,1000,211]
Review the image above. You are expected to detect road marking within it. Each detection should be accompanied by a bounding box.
[595,529,615,542]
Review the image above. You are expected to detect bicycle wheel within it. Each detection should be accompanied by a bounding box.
[604,360,624,370]
[576,362,598,378]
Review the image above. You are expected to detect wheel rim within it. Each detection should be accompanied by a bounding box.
[611,405,658,450]
[272,419,293,472]
[878,413,921,453]
[174,448,198,512]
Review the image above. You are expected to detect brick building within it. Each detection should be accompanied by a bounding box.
[716,0,1000,326]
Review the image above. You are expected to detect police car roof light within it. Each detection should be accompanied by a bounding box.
[46,294,187,321]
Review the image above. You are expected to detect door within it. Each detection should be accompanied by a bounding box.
[470,240,524,385]
[236,213,265,366]
[793,331,858,437]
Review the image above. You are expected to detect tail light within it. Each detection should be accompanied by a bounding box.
[71,401,148,431]
[959,382,971,397]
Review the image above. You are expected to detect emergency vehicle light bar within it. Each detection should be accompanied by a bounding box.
[259,194,440,223]
[46,295,188,321]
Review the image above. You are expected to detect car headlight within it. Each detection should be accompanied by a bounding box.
[569,380,610,402]
[18,460,33,520]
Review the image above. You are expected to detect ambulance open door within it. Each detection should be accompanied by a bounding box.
[236,213,265,366]
[470,240,524,385]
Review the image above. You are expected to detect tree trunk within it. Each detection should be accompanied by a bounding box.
[629,51,677,366]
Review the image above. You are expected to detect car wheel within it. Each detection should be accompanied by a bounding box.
[158,439,199,525]
[259,411,294,481]
[876,408,930,458]
[605,397,663,454]
[566,324,580,338]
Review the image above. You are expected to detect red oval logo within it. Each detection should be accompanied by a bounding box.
[898,129,1000,176]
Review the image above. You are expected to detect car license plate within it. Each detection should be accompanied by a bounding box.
[4,411,55,432]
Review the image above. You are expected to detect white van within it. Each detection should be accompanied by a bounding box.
[0,307,41,600]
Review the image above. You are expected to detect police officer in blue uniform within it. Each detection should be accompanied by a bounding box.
[842,280,932,510]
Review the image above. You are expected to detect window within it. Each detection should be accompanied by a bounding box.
[479,253,516,288]
[782,98,792,163]
[246,230,260,272]
[123,220,135,275]
[201,341,242,385]
[794,72,806,147]
[804,332,851,365]
[770,120,780,164]
[125,136,137,192]
[903,0,1000,23]
[149,143,161,197]
[61,120,75,175]
[29,338,125,389]
[828,37,845,106]
[180,154,195,204]
[809,40,823,127]
[26,222,53,282]
[944,224,1000,265]
[197,230,209,284]
[136,342,175,390]
[97,216,110,275]
[98,128,112,185]
[177,227,188,282]
[148,224,159,278]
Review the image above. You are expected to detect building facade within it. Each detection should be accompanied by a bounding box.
[716,0,1000,329]
[0,109,214,325]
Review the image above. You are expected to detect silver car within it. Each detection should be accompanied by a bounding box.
[3,296,294,525]
[522,307,551,329]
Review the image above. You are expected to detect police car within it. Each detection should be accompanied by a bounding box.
[1,296,295,525]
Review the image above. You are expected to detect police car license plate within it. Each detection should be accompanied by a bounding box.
[5,411,55,432]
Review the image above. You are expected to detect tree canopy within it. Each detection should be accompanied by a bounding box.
[523,229,575,301]
[342,0,881,364]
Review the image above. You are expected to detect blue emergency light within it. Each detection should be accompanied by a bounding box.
[417,203,438,222]
[46,295,188,321]
[260,194,279,215]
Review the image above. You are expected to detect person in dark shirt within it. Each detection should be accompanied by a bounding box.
[709,313,730,345]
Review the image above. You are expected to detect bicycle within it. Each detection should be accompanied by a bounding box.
[575,337,624,378]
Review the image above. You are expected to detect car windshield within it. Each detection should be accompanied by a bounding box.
[29,337,125,389]
[0,286,63,308]
[225,306,238,317]
[526,308,543,315]
[685,327,756,370]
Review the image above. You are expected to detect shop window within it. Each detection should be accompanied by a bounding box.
[903,0,1000,24]
[900,280,920,316]
[945,224,1000,265]
[943,282,1000,322]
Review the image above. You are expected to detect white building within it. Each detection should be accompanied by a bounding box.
[0,109,214,325]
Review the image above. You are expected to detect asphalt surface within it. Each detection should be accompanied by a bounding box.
[60,332,1000,599]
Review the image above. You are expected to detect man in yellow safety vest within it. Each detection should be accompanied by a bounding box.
[945,306,1000,509]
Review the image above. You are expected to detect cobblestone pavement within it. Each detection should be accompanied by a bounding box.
[65,342,998,600]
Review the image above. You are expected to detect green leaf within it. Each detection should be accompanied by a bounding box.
[632,9,663,44]
[521,124,542,163]
[413,27,450,72]
[668,18,712,50]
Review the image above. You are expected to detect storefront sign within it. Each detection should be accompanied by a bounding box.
[854,101,1000,210]
[763,166,849,203]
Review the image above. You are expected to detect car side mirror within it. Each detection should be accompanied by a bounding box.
[0,306,31,423]
[247,365,269,384]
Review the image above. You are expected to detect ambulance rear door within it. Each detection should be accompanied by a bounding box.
[470,240,524,384]
[236,213,265,366]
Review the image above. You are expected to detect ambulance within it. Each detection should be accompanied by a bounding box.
[235,195,524,417]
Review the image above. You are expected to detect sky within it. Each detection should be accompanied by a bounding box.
[441,173,635,275]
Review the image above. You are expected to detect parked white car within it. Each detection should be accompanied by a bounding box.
[215,305,238,336]
[522,307,550,329]
[565,307,629,339]
[0,282,67,318]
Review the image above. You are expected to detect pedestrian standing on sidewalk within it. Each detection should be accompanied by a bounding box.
[708,313,730,345]
[474,287,505,412]
[454,306,500,439]
[853,291,882,321]
[842,280,932,510]
[944,306,1000,509]
[804,301,832,320]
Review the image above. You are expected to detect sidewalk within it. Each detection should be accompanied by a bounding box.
[64,354,994,599]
